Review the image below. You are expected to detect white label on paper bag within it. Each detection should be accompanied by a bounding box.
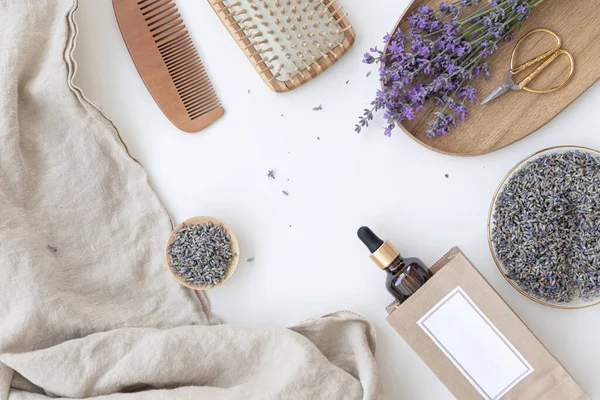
[418,286,533,400]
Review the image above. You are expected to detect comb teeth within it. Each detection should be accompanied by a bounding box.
[209,0,354,92]
[114,0,223,132]
[137,0,222,120]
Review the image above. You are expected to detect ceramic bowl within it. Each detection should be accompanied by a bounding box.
[488,145,600,309]
[166,216,240,291]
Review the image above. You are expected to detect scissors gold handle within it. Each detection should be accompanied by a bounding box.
[510,28,575,93]
[481,28,575,105]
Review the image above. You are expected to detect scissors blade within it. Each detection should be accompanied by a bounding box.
[481,72,519,105]
[481,85,509,105]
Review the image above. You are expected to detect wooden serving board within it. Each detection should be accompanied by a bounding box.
[391,0,600,156]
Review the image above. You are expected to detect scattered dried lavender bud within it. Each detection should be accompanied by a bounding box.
[167,222,234,287]
[267,170,275,180]
[282,190,289,196]
[313,104,323,111]
[491,151,600,304]
[346,80,350,84]
[366,71,371,77]
[248,89,251,94]
[317,137,320,140]
[445,174,449,178]
[47,245,57,253]
[247,257,255,262]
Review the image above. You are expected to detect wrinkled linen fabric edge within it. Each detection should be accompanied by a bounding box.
[0,2,384,399]
[0,364,13,400]
[62,0,219,325]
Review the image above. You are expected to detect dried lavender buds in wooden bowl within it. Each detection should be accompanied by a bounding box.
[488,146,600,309]
[166,216,240,291]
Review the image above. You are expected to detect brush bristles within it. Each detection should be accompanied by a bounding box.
[138,0,221,120]
[215,0,351,83]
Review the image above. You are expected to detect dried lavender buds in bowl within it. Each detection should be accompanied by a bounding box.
[489,147,600,309]
[166,216,240,291]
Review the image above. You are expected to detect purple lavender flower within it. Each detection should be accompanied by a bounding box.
[516,4,530,20]
[384,123,395,137]
[356,0,544,137]
[458,86,477,103]
[363,53,376,64]
[427,112,456,137]
[454,104,468,121]
[480,41,499,58]
[439,2,459,17]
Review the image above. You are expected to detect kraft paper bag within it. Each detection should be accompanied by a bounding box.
[386,247,589,400]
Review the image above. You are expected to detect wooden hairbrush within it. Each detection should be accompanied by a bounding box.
[113,0,224,132]
[209,0,355,92]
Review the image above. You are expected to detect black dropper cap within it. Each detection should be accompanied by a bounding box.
[357,226,384,253]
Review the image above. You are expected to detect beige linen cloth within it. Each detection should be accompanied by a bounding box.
[0,1,382,399]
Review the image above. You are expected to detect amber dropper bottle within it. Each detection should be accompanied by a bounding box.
[358,226,432,303]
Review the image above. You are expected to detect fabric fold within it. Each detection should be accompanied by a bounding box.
[1,312,378,399]
[0,1,382,399]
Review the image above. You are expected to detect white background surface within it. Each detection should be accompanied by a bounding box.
[73,1,600,398]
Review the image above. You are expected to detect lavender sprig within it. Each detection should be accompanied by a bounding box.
[357,0,546,138]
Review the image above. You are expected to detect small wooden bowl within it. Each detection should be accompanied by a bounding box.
[166,216,240,291]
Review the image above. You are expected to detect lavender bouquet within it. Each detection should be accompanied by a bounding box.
[357,0,546,138]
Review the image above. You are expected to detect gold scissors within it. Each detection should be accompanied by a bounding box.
[481,28,575,105]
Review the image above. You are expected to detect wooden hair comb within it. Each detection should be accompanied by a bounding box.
[113,0,224,132]
[209,0,355,92]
